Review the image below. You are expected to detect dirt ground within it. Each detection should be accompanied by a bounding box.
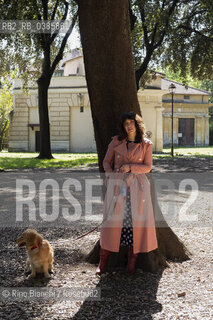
[0,156,212,320]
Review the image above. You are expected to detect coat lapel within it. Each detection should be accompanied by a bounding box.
[113,138,128,158]
[113,137,142,161]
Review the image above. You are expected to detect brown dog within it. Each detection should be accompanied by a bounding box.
[16,228,54,279]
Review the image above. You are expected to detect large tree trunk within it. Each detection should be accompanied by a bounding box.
[76,0,191,273]
[75,0,140,171]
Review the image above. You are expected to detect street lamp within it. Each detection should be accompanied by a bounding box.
[168,83,176,157]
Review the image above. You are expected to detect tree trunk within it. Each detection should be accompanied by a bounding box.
[76,0,140,171]
[36,75,53,159]
[76,0,191,273]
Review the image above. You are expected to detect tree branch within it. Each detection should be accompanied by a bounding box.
[151,21,159,46]
[50,0,69,44]
[41,0,48,20]
[154,0,179,48]
[177,25,213,42]
[161,0,166,10]
[31,1,46,51]
[50,10,78,77]
[128,0,137,32]
[51,0,60,21]
[135,0,180,90]
[41,0,51,49]
[136,0,151,50]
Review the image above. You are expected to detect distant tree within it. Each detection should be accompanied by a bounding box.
[0,0,78,158]
[72,0,213,90]
[0,71,15,150]
[159,0,213,83]
[129,0,213,89]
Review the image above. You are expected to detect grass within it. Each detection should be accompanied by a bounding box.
[0,146,212,170]
[161,146,213,157]
[0,151,98,170]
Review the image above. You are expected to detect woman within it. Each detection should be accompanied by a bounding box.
[96,111,158,276]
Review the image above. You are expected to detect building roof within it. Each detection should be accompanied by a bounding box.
[150,70,166,77]
[161,78,211,95]
[61,48,83,67]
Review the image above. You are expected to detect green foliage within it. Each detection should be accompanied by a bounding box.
[201,80,213,104]
[158,65,203,88]
[131,7,143,69]
[0,70,17,150]
[130,0,213,84]
[0,0,78,91]
[160,0,213,81]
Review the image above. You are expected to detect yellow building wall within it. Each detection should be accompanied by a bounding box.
[9,75,210,152]
[138,88,167,152]
[162,100,210,146]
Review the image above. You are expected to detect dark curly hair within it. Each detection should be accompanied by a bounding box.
[117,111,147,142]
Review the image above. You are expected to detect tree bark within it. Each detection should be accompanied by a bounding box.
[76,0,191,273]
[76,0,140,172]
[34,2,77,159]
[36,74,53,159]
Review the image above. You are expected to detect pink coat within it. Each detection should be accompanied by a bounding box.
[100,135,158,254]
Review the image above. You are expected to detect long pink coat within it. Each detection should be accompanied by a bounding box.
[100,135,158,254]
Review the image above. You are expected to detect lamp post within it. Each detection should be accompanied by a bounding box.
[168,83,176,157]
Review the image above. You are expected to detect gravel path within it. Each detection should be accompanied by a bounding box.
[0,157,212,320]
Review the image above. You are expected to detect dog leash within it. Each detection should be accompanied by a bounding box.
[72,216,108,240]
[73,175,130,241]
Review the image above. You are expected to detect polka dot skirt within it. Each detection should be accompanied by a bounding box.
[120,186,133,247]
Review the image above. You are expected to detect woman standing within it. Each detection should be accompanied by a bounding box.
[96,111,158,276]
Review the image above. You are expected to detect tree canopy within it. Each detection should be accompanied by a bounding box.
[130,0,213,87]
[0,0,78,90]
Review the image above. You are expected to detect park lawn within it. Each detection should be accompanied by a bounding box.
[0,151,98,170]
[0,146,212,170]
[162,146,213,156]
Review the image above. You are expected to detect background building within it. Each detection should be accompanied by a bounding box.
[8,48,211,153]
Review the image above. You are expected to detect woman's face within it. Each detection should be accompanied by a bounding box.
[123,118,136,135]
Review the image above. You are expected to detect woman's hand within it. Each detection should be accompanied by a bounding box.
[119,164,131,173]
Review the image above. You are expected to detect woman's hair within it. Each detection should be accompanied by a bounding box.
[117,111,147,142]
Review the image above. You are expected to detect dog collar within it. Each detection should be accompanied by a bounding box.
[31,242,42,250]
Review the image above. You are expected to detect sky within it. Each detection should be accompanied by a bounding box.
[68,26,81,50]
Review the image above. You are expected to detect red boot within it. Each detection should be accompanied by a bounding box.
[125,247,138,276]
[95,247,111,275]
